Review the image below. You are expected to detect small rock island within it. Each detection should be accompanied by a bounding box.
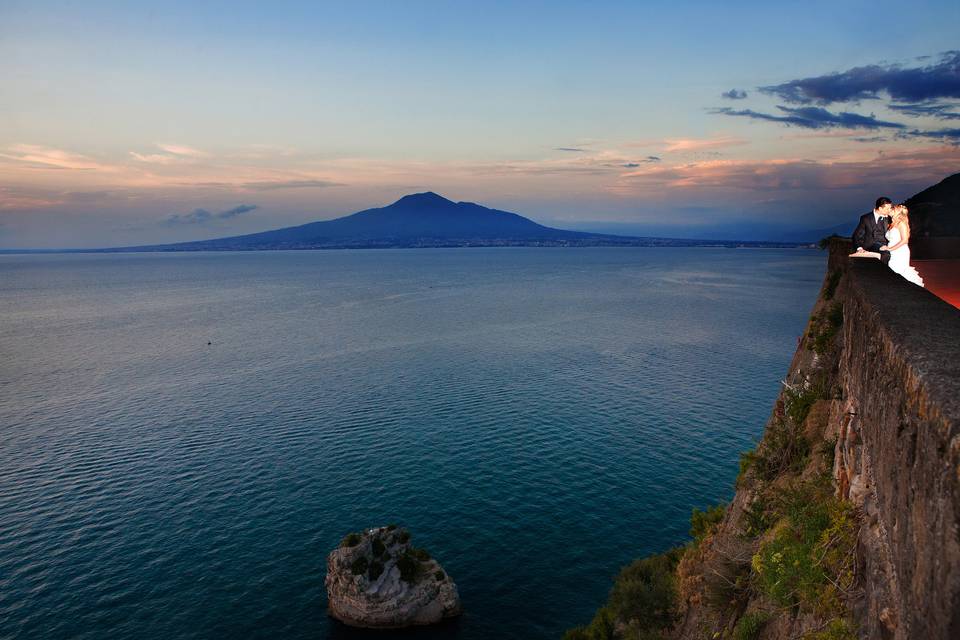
[325,525,462,628]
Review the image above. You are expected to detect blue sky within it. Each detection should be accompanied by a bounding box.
[1,0,958,247]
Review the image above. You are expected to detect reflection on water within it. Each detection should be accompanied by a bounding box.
[0,247,823,639]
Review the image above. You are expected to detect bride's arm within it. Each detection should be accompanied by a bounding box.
[885,221,910,251]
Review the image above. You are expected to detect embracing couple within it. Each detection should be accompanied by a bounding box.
[850,197,925,287]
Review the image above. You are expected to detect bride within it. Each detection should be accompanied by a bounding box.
[879,204,924,287]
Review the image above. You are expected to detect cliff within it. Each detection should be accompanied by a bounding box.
[566,240,960,640]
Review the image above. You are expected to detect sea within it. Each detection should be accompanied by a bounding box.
[0,247,824,640]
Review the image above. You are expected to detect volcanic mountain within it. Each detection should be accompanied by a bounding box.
[136,192,636,250]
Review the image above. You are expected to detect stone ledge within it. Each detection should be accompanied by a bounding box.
[827,237,960,639]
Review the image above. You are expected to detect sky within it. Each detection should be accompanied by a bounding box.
[1,0,959,248]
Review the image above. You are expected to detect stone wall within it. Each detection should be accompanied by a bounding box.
[829,240,960,639]
[570,241,960,640]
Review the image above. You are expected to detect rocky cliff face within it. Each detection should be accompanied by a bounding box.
[566,240,960,640]
[673,241,960,640]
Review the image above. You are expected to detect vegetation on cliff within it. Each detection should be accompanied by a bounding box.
[565,258,861,640]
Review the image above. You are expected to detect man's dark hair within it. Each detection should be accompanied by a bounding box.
[875,196,892,209]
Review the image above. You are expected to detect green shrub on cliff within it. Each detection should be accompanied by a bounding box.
[412,547,431,561]
[732,611,771,640]
[340,532,361,548]
[748,419,810,482]
[350,556,368,575]
[741,494,774,538]
[396,551,421,583]
[807,303,843,356]
[562,606,617,640]
[736,449,756,487]
[607,548,682,631]
[690,503,726,544]
[751,477,857,615]
[702,551,752,612]
[784,375,829,426]
[563,547,683,640]
[805,618,858,640]
[823,269,842,300]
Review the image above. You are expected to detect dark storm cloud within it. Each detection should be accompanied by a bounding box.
[759,51,960,105]
[721,89,748,100]
[888,102,960,120]
[162,204,259,226]
[711,106,906,130]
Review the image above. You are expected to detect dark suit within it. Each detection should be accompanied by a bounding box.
[852,212,891,264]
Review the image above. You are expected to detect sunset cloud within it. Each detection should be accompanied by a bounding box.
[130,143,211,165]
[0,144,117,171]
[237,179,344,191]
[661,137,749,152]
[615,146,958,196]
[129,152,185,165]
[156,143,209,157]
[0,185,68,210]
[179,178,346,191]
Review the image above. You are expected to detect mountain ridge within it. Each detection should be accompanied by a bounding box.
[98,191,805,252]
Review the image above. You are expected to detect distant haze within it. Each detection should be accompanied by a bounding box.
[1,2,958,248]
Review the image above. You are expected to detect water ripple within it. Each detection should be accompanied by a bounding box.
[0,248,823,640]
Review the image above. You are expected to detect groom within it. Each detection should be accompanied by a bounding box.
[853,197,893,264]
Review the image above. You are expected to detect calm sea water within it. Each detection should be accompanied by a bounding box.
[0,248,823,640]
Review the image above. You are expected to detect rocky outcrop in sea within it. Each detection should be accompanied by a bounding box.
[325,525,462,628]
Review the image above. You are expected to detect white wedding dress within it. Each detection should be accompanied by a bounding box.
[885,226,924,287]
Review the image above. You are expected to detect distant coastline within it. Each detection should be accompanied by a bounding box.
[0,239,815,254]
[0,192,816,253]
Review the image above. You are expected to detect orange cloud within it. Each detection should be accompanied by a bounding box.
[661,136,750,153]
[0,144,119,171]
[612,146,959,196]
[0,186,67,210]
[129,152,187,165]
[156,143,209,157]
[130,143,213,165]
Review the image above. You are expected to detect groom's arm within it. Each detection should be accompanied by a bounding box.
[851,215,868,250]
